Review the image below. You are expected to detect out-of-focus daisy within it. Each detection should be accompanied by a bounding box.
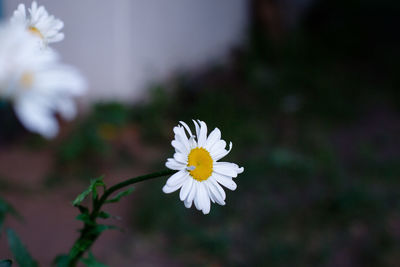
[163,120,244,214]
[10,1,64,47]
[0,24,86,138]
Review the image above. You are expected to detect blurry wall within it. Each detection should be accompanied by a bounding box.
[3,0,248,103]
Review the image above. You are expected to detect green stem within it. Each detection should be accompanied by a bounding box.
[67,169,176,266]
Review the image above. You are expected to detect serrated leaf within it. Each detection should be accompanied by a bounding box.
[6,229,38,267]
[81,252,109,267]
[73,176,105,206]
[0,259,12,267]
[105,187,134,203]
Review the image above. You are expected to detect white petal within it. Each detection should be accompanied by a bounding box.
[184,199,192,208]
[56,97,76,120]
[198,182,211,214]
[14,96,58,139]
[171,139,188,154]
[48,32,64,43]
[162,181,184,194]
[180,178,193,201]
[179,121,193,137]
[213,142,233,161]
[192,119,200,139]
[35,65,87,96]
[203,179,225,205]
[208,190,215,203]
[237,166,244,174]
[210,140,227,159]
[197,120,208,147]
[173,152,188,164]
[204,128,221,150]
[205,179,226,205]
[166,170,188,187]
[186,180,197,204]
[17,4,26,16]
[214,162,242,178]
[194,185,202,211]
[209,176,226,200]
[214,173,237,191]
[173,126,190,153]
[31,1,38,12]
[10,4,27,25]
[188,136,197,149]
[165,158,186,171]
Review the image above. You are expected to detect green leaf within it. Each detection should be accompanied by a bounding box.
[6,229,38,267]
[73,176,105,206]
[81,252,109,267]
[76,214,95,226]
[88,224,119,236]
[0,213,5,233]
[69,239,93,259]
[72,189,92,207]
[105,187,134,203]
[98,211,111,219]
[90,177,106,201]
[53,255,69,267]
[0,260,12,267]
[77,205,89,214]
[0,197,21,232]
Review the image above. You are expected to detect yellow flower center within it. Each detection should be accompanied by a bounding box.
[20,72,34,88]
[187,147,213,181]
[28,26,44,39]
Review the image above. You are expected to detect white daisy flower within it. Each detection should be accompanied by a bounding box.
[0,24,86,138]
[10,1,64,47]
[163,120,244,215]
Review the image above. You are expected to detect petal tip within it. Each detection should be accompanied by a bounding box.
[162,185,169,194]
[238,167,244,174]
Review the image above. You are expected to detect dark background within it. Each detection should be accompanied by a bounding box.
[1,0,400,266]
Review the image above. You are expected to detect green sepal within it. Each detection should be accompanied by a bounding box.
[6,229,38,267]
[105,187,134,203]
[81,252,109,267]
[73,176,106,206]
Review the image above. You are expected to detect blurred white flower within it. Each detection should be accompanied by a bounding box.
[10,1,64,47]
[0,24,86,138]
[163,120,244,214]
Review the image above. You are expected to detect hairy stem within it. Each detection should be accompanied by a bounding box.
[67,169,176,266]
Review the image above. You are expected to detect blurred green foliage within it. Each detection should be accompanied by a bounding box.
[0,260,12,267]
[45,0,400,266]
[6,229,37,267]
